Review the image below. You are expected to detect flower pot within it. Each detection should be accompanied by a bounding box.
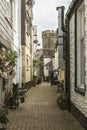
[20,97,25,103]
[0,123,6,130]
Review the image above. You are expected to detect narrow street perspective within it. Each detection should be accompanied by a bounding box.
[7,83,84,130]
[0,0,87,130]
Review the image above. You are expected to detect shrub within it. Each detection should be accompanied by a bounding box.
[0,102,8,125]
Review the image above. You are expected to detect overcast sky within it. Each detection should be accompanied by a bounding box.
[33,0,72,48]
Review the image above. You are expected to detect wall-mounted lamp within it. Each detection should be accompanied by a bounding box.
[33,40,38,44]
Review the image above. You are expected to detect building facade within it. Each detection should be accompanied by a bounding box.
[0,0,22,102]
[42,30,57,80]
[42,30,57,50]
[21,0,34,88]
[65,0,87,128]
[0,0,14,102]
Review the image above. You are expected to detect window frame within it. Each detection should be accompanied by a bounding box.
[74,3,86,96]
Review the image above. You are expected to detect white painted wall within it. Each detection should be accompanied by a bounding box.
[13,0,22,87]
[44,58,50,77]
[54,47,59,70]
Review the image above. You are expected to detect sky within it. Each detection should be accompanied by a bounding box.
[33,0,72,48]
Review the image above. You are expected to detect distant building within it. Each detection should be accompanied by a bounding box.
[42,30,57,80]
[42,30,57,50]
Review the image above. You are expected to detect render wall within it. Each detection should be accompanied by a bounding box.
[22,46,31,84]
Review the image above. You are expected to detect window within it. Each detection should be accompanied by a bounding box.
[75,3,86,95]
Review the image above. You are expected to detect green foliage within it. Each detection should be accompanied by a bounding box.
[0,105,8,124]
[0,50,18,78]
[57,92,68,110]
[33,75,38,85]
[5,51,18,67]
[5,86,19,108]
[33,58,42,67]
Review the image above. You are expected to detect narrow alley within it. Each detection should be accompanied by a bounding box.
[7,83,84,130]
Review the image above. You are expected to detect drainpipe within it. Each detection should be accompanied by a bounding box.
[65,16,70,111]
[62,9,71,112]
[56,6,71,111]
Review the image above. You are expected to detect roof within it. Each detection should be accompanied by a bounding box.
[66,0,83,18]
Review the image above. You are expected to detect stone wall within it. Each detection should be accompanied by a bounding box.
[69,0,87,120]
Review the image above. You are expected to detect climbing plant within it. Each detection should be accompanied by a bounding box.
[33,58,42,67]
[0,49,18,79]
[33,58,42,74]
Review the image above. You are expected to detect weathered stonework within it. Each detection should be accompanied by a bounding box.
[66,0,87,128]
[69,0,87,116]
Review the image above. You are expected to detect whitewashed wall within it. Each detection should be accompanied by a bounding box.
[13,0,22,87]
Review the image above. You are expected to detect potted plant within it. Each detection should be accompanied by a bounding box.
[19,89,25,103]
[57,92,68,110]
[0,102,8,130]
[4,89,19,109]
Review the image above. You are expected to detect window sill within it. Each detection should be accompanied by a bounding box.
[74,87,85,96]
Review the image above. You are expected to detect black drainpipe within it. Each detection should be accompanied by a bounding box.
[61,7,71,112]
[56,6,71,111]
[66,16,70,111]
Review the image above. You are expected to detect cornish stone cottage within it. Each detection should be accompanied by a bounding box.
[65,0,87,129]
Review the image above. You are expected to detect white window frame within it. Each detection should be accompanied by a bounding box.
[76,3,85,89]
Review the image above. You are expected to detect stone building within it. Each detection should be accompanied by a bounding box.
[64,0,87,128]
[42,30,57,50]
[21,0,34,88]
[42,30,57,80]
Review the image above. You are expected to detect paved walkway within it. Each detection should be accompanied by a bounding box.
[7,82,84,130]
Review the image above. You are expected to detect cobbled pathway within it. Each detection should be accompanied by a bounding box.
[7,82,85,130]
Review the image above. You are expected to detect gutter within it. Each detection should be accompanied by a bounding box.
[66,0,83,18]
